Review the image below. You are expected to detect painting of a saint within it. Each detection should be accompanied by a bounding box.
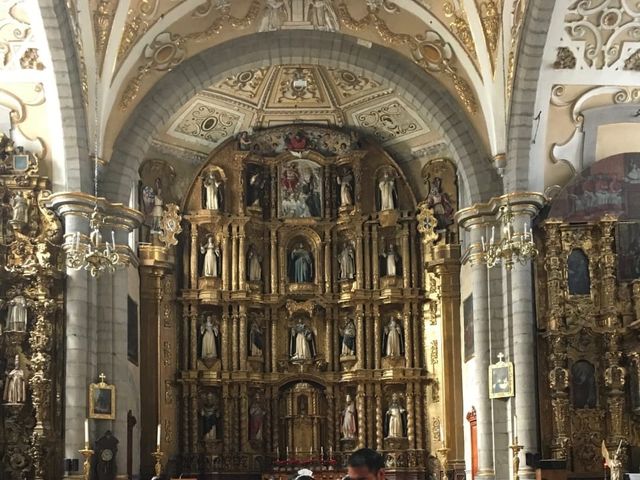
[279,159,323,218]
[617,222,640,281]
[567,249,590,295]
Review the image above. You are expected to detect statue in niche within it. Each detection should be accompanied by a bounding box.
[341,394,357,439]
[338,242,355,280]
[6,295,27,332]
[340,319,356,356]
[381,244,400,277]
[4,355,26,404]
[200,392,219,441]
[247,166,267,209]
[202,170,223,211]
[307,0,339,31]
[151,178,164,233]
[571,360,597,408]
[249,394,266,441]
[200,316,220,360]
[10,192,28,224]
[336,171,353,207]
[290,319,316,360]
[247,249,262,282]
[290,243,313,283]
[383,316,404,357]
[237,131,251,151]
[378,171,397,211]
[385,393,407,438]
[426,177,455,232]
[249,319,264,357]
[258,0,288,31]
[200,236,220,278]
[567,249,590,295]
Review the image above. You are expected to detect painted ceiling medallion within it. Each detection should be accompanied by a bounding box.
[172,101,242,146]
[353,99,425,144]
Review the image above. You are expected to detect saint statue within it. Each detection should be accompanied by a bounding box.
[200,393,219,441]
[249,395,266,441]
[200,236,220,277]
[338,242,355,280]
[200,316,220,359]
[248,249,262,282]
[238,131,251,151]
[249,320,263,357]
[11,192,28,224]
[258,0,288,31]
[378,171,397,211]
[340,319,356,356]
[290,319,316,360]
[426,177,455,231]
[341,394,357,439]
[202,171,222,211]
[381,244,399,277]
[290,243,313,283]
[151,178,164,234]
[385,393,406,438]
[248,169,266,207]
[307,0,339,31]
[383,317,404,357]
[337,172,353,207]
[4,355,26,404]
[6,295,27,332]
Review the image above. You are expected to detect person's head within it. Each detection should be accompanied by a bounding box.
[346,448,385,480]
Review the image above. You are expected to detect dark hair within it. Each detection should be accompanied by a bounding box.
[347,448,385,473]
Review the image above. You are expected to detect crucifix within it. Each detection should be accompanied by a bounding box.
[99,373,107,384]
[497,352,505,363]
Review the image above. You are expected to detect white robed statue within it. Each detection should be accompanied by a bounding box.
[385,393,406,438]
[336,173,353,207]
[378,171,396,211]
[11,192,28,224]
[382,244,399,277]
[200,316,219,359]
[201,236,220,277]
[384,317,404,357]
[6,295,27,332]
[4,355,26,404]
[258,0,288,31]
[203,171,222,210]
[341,395,357,439]
[307,0,340,31]
[338,242,355,280]
[248,250,262,282]
[290,320,316,360]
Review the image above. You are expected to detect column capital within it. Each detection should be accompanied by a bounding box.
[455,192,546,229]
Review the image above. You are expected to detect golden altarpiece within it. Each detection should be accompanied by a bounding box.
[138,126,465,479]
[534,153,640,477]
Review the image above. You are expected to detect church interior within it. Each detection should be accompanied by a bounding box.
[2,1,640,479]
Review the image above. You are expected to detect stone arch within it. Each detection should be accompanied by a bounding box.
[506,0,555,192]
[104,30,500,205]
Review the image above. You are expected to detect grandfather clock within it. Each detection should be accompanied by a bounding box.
[94,431,118,480]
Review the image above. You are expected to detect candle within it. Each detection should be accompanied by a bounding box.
[286,446,289,459]
[276,446,280,459]
[329,446,333,458]
[321,446,324,458]
[491,226,495,244]
[156,424,161,448]
[616,439,623,455]
[84,419,89,448]
[111,231,116,250]
[481,236,486,251]
[440,423,444,442]
[513,415,518,441]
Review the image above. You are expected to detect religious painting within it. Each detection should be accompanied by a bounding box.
[547,153,640,221]
[488,358,514,399]
[278,159,323,218]
[617,222,640,281]
[571,360,597,409]
[127,296,138,365]
[89,376,116,420]
[463,295,474,362]
[245,163,269,213]
[567,249,591,295]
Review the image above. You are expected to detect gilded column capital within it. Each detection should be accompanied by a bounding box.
[455,192,546,229]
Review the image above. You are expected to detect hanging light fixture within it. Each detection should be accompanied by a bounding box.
[62,71,126,277]
[481,201,538,270]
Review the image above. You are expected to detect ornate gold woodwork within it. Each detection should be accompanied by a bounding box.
[138,126,451,477]
[536,216,640,474]
[0,132,64,479]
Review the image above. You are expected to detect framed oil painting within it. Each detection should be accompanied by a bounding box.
[617,222,640,281]
[488,358,514,399]
[463,294,474,362]
[89,375,116,420]
[278,158,323,219]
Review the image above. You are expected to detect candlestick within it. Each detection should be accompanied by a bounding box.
[152,448,164,477]
[510,440,523,480]
[156,423,161,448]
[79,447,94,480]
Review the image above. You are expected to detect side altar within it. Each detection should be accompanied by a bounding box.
[137,126,464,479]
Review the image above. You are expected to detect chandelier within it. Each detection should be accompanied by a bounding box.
[481,201,538,270]
[63,77,127,277]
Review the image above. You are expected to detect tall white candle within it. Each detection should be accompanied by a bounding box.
[321,446,324,458]
[513,415,518,441]
[111,231,116,249]
[84,419,89,447]
[156,424,161,448]
[440,423,444,443]
[491,226,495,244]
